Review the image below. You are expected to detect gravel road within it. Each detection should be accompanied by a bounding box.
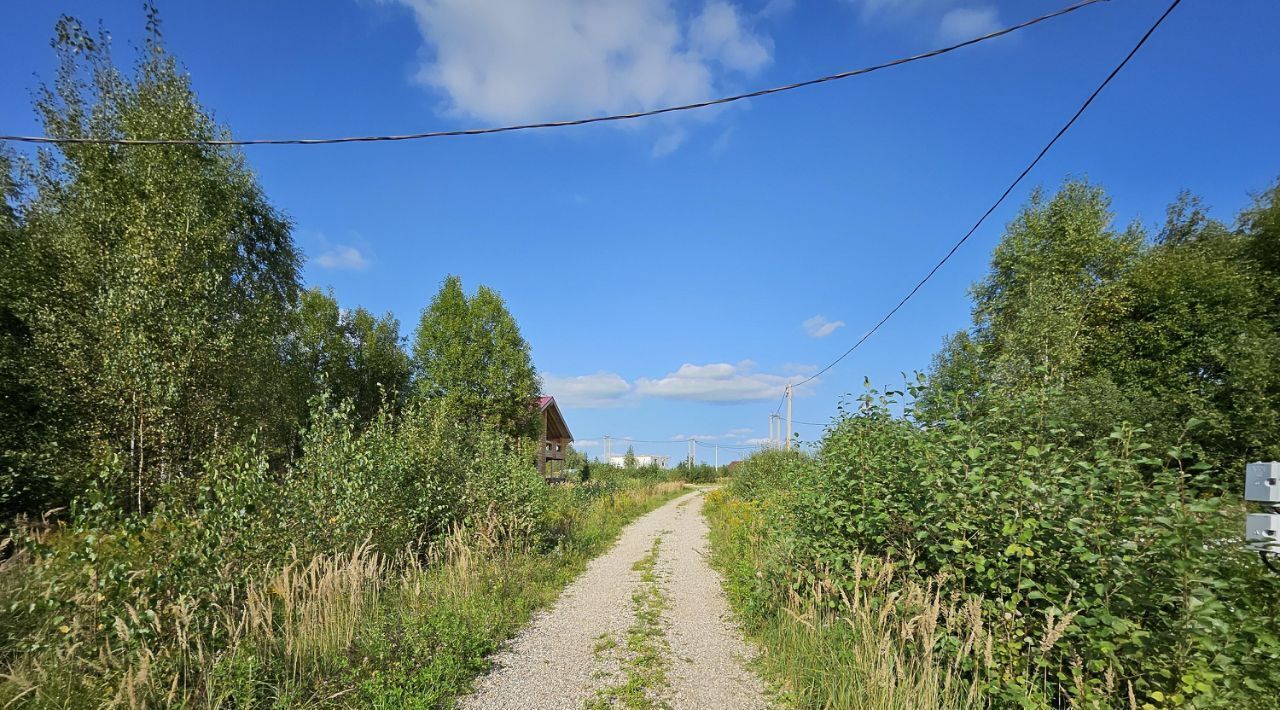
[460,487,768,709]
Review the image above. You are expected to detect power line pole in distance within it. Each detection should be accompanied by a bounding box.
[786,384,793,451]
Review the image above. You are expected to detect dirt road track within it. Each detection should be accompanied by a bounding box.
[460,487,768,709]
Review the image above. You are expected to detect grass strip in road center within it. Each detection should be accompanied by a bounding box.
[588,535,673,710]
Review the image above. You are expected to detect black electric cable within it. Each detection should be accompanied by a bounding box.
[0,0,1106,147]
[791,0,1181,389]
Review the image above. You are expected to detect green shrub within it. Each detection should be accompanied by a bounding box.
[723,383,1280,707]
[0,394,575,707]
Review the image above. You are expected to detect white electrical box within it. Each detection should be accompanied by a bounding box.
[1247,514,1280,552]
[1246,462,1280,504]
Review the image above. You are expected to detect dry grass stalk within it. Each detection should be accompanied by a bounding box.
[242,541,384,678]
[767,552,995,709]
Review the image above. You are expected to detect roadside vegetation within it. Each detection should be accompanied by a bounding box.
[0,16,692,708]
[707,179,1280,708]
[589,536,672,710]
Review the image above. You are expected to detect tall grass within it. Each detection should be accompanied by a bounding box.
[242,544,385,686]
[705,489,989,709]
[750,575,988,709]
[0,479,688,707]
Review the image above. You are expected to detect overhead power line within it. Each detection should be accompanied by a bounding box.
[591,436,757,447]
[0,0,1107,148]
[586,437,762,453]
[595,437,687,445]
[694,440,761,451]
[790,0,1180,390]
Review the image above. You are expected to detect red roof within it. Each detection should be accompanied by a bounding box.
[536,396,573,441]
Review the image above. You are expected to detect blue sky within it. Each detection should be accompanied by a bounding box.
[3,0,1278,463]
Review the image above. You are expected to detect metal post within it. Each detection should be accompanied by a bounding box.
[786,384,793,451]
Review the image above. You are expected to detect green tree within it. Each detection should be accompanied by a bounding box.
[624,445,637,469]
[347,306,412,422]
[469,285,542,439]
[563,444,587,471]
[0,150,59,523]
[7,18,300,512]
[917,331,984,422]
[1092,192,1280,467]
[288,288,411,430]
[930,179,1280,474]
[410,276,540,440]
[969,180,1141,391]
[1241,180,1280,316]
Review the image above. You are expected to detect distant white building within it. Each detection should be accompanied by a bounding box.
[608,454,671,468]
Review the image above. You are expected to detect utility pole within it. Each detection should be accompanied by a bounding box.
[769,414,776,449]
[785,384,793,451]
[603,435,611,465]
[714,444,719,471]
[687,439,695,469]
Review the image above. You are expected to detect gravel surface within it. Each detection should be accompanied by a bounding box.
[661,491,769,709]
[459,487,768,709]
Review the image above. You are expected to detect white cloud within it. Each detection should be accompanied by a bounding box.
[673,433,719,441]
[573,439,601,449]
[743,437,772,445]
[652,129,687,158]
[672,427,754,441]
[710,125,734,154]
[315,245,371,271]
[635,360,811,404]
[803,315,846,339]
[691,1,772,73]
[389,0,772,126]
[842,1,1003,43]
[844,0,941,22]
[544,371,631,408]
[672,362,739,379]
[937,6,1000,43]
[758,0,795,19]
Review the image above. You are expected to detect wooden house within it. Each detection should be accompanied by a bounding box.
[536,396,573,480]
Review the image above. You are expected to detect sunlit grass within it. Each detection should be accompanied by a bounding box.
[704,490,987,710]
[0,480,688,708]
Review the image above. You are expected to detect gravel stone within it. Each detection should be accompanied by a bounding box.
[460,488,768,709]
[661,491,769,709]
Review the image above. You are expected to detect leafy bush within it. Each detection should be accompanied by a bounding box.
[720,383,1280,707]
[0,394,565,707]
[706,489,985,709]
